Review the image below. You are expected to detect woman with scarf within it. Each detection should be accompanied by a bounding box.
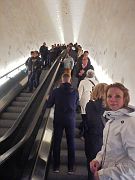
[90,83,135,180]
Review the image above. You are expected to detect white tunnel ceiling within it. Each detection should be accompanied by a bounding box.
[0,0,135,105]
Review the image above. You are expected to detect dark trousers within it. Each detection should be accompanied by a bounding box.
[53,121,75,170]
[85,134,103,180]
[35,70,41,87]
[41,56,47,67]
[79,114,87,136]
[28,71,41,91]
[28,73,36,91]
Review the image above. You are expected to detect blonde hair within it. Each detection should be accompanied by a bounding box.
[91,83,108,101]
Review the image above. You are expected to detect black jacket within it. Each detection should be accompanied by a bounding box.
[25,57,42,72]
[85,99,105,136]
[47,83,79,124]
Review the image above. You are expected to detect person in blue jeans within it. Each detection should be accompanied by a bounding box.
[47,73,79,174]
[26,51,43,92]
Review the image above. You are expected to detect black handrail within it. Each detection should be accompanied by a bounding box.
[0,63,25,79]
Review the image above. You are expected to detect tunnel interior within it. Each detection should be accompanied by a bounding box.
[0,0,135,105]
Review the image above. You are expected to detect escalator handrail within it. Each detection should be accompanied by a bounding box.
[30,107,54,180]
[0,63,25,79]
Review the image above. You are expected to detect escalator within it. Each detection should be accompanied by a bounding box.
[0,69,47,154]
[29,70,88,180]
[0,91,32,137]
[0,68,47,138]
[0,50,67,179]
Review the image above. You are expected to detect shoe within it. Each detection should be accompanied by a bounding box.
[53,169,59,173]
[68,170,74,175]
[53,166,60,173]
[68,168,74,175]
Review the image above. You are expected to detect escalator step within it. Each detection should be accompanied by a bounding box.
[20,93,32,97]
[0,119,15,128]
[16,97,30,102]
[48,164,87,180]
[0,127,9,137]
[6,106,24,113]
[76,114,82,121]
[76,120,82,128]
[0,112,19,120]
[11,101,27,107]
[60,150,86,166]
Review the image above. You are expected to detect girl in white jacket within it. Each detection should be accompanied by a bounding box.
[90,82,135,180]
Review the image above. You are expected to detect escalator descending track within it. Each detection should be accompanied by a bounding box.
[0,51,67,179]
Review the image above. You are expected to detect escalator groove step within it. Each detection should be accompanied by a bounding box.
[20,93,32,97]
[0,119,15,128]
[11,101,27,106]
[48,164,87,180]
[16,97,30,102]
[60,149,86,166]
[6,106,24,113]
[0,112,19,120]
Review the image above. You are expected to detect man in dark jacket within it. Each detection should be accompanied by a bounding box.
[39,42,48,68]
[47,73,79,174]
[25,51,43,92]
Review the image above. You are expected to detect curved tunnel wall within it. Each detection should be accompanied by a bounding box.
[0,0,135,105]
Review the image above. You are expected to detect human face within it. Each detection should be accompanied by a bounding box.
[84,52,89,58]
[107,87,125,111]
[33,51,38,58]
[82,58,88,66]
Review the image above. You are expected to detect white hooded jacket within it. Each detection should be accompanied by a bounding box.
[95,108,135,180]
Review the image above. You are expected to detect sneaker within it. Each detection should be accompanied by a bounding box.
[53,169,59,173]
[68,169,74,175]
[68,171,74,175]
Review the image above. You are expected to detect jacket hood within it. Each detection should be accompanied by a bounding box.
[103,107,135,120]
